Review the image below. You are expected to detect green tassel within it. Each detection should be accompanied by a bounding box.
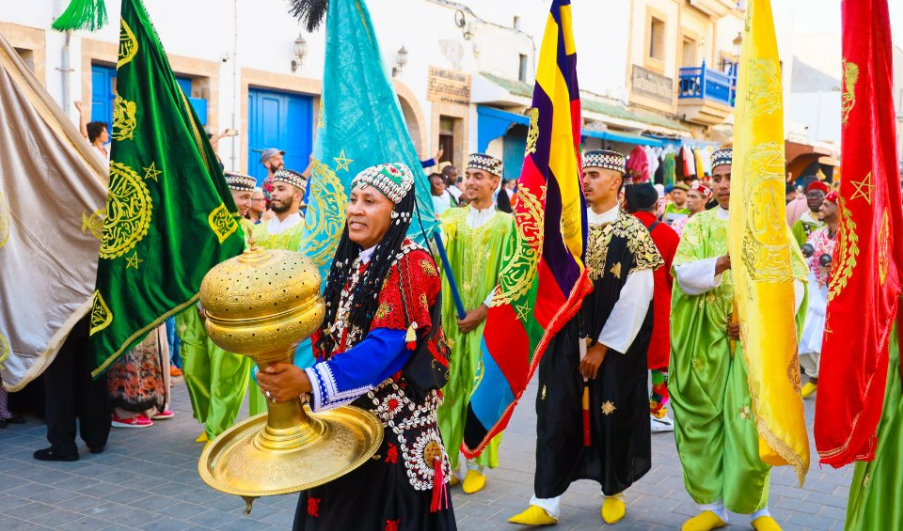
[51,0,108,32]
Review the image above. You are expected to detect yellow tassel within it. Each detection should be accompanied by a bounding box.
[405,322,418,343]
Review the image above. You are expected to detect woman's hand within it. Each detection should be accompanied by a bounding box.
[256,362,311,403]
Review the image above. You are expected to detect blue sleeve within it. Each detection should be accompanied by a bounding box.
[304,328,410,411]
[421,158,436,168]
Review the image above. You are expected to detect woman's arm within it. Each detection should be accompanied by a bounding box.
[256,328,410,410]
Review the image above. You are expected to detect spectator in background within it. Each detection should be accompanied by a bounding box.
[0,382,24,429]
[443,164,464,204]
[34,317,111,461]
[663,182,690,226]
[785,181,798,204]
[108,326,173,429]
[429,172,452,218]
[420,147,444,169]
[627,183,679,433]
[791,180,828,247]
[74,101,109,170]
[259,148,285,202]
[249,187,267,224]
[165,317,182,377]
[786,175,818,227]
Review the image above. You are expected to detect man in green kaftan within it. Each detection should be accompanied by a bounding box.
[790,180,827,247]
[843,327,902,531]
[436,153,514,495]
[670,148,808,531]
[176,172,257,442]
[246,168,308,416]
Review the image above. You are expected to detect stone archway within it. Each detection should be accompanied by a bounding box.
[393,80,429,159]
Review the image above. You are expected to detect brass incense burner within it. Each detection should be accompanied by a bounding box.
[197,247,383,513]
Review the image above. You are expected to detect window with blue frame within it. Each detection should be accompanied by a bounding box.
[91,64,208,127]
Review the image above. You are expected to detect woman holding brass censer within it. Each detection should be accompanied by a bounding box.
[253,162,456,530]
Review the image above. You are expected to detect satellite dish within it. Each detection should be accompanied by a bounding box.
[455,9,466,28]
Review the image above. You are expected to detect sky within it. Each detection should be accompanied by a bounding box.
[783,0,903,45]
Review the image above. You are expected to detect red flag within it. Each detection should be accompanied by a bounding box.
[814,0,903,467]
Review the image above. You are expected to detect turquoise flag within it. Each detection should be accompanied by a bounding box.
[300,0,437,281]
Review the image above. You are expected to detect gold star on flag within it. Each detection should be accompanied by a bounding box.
[601,401,617,416]
[143,162,162,182]
[514,302,532,321]
[125,251,144,269]
[334,150,353,172]
[850,172,874,204]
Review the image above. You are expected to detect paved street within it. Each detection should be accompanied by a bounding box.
[0,377,852,530]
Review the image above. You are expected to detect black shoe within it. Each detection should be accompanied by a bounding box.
[89,446,104,455]
[33,447,79,462]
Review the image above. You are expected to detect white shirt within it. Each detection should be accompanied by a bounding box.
[432,192,451,218]
[466,204,497,229]
[448,185,464,201]
[266,212,302,235]
[586,204,654,354]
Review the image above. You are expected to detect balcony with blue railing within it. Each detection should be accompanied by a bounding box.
[677,60,737,125]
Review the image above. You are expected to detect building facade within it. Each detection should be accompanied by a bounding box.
[1,0,783,184]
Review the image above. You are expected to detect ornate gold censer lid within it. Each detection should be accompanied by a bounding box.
[197,246,383,513]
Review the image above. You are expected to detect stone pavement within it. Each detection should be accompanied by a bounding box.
[0,377,852,530]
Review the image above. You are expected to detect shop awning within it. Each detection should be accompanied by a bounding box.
[477,106,662,152]
[583,128,662,147]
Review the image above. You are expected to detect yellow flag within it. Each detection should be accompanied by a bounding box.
[729,0,810,484]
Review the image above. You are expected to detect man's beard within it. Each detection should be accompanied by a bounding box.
[270,199,290,214]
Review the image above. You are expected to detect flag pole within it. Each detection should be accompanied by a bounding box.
[433,233,467,320]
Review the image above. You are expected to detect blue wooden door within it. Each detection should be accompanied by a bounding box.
[502,125,528,181]
[92,66,206,126]
[91,64,116,126]
[247,88,313,185]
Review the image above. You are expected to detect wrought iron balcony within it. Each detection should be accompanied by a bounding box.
[678,60,736,108]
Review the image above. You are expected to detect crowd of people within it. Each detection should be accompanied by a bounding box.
[4,125,840,531]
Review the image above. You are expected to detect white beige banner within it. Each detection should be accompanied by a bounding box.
[0,30,107,391]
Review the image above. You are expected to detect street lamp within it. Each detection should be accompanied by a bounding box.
[392,45,408,77]
[291,34,308,72]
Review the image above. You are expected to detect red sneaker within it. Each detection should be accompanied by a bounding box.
[170,366,183,377]
[151,410,174,421]
[111,415,154,428]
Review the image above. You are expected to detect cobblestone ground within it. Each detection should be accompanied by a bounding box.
[0,377,852,530]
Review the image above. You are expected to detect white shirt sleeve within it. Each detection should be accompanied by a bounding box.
[674,257,722,296]
[482,289,495,308]
[596,268,654,354]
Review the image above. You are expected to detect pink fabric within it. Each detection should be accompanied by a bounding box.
[785,195,808,227]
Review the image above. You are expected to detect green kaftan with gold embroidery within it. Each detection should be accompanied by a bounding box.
[436,207,515,470]
[669,209,808,514]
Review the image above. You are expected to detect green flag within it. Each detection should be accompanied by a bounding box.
[89,0,243,376]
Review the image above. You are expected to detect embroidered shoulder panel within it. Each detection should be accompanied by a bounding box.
[586,210,664,280]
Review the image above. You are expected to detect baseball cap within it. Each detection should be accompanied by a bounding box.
[259,148,285,165]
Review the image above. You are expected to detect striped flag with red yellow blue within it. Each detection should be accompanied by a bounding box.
[462,0,592,457]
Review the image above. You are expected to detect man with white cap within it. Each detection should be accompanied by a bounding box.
[436,152,514,494]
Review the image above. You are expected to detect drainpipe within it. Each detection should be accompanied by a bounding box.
[59,30,73,117]
[230,0,239,171]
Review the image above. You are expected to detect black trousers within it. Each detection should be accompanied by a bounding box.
[43,317,111,453]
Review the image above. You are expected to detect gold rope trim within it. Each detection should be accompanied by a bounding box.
[91,294,199,378]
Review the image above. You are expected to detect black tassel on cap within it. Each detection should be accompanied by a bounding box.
[287,0,329,32]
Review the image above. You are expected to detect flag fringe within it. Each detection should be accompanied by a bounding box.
[51,0,108,32]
